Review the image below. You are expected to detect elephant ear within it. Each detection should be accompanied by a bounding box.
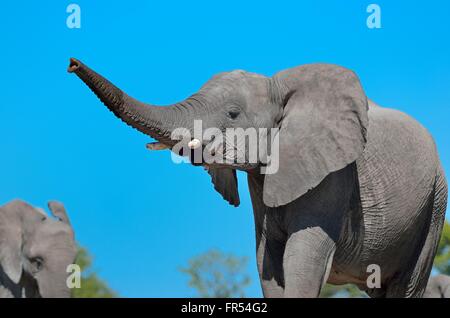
[0,201,25,284]
[48,201,71,226]
[263,64,368,207]
[206,168,240,207]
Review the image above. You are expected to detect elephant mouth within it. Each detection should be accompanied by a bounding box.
[190,146,259,170]
[145,133,263,172]
[156,139,257,170]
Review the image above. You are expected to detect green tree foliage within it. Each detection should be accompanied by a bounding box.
[180,249,251,298]
[71,247,117,298]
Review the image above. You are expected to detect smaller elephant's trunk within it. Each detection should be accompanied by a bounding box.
[68,58,185,145]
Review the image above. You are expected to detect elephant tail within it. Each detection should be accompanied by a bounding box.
[434,164,448,219]
[405,165,447,297]
[426,164,448,289]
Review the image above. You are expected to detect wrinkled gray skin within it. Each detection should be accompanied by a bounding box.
[423,275,450,298]
[0,200,76,298]
[69,58,448,297]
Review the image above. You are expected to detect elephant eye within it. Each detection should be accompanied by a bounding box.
[227,109,240,120]
[30,257,44,273]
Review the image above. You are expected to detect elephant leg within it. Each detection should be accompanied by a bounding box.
[386,178,446,298]
[256,234,285,298]
[283,227,336,298]
[384,225,439,297]
[366,288,387,298]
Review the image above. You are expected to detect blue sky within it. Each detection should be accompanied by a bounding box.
[1,1,449,297]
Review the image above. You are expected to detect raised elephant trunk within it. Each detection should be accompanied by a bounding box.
[68,58,185,146]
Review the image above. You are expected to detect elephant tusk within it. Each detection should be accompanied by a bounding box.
[188,138,202,150]
[146,142,170,151]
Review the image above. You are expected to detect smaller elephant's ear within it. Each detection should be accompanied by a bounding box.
[0,201,25,284]
[48,201,71,225]
[263,64,368,207]
[206,168,240,207]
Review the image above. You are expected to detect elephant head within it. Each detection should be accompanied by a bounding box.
[69,58,368,207]
[0,200,76,298]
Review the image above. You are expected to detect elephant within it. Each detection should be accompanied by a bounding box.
[0,200,77,298]
[423,274,450,298]
[69,58,448,298]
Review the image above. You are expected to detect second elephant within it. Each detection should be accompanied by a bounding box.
[0,200,77,298]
